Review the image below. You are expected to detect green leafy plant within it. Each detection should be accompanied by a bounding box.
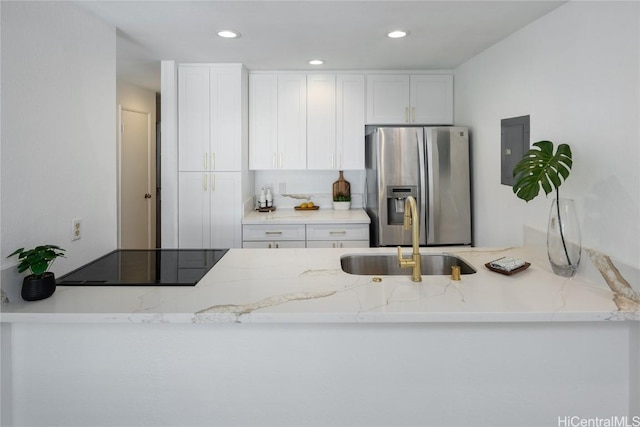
[512,140,573,265]
[333,192,351,202]
[7,245,66,278]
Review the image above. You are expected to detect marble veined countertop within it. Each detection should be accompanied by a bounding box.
[243,207,370,224]
[1,246,637,323]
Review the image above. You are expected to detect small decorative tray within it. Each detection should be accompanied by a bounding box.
[256,206,276,213]
[294,206,319,211]
[485,261,531,276]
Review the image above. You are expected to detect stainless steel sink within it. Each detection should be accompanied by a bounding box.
[340,253,476,276]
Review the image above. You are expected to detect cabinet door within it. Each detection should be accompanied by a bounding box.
[277,74,306,169]
[307,74,336,170]
[178,66,210,171]
[211,67,242,171]
[410,75,453,125]
[336,74,365,170]
[210,172,241,248]
[243,241,305,249]
[249,74,278,169]
[178,172,210,248]
[366,75,410,124]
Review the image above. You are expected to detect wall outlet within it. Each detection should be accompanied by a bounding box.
[72,219,82,241]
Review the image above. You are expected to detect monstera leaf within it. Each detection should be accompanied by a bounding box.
[512,140,572,202]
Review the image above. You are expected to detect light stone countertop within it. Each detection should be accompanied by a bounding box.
[1,245,637,324]
[243,207,370,224]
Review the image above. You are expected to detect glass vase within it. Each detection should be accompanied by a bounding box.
[547,198,581,277]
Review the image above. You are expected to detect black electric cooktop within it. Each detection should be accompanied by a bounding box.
[57,249,229,286]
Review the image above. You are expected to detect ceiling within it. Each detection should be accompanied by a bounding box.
[73,0,566,92]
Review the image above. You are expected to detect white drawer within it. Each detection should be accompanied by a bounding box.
[306,224,369,241]
[242,224,306,241]
[243,241,306,249]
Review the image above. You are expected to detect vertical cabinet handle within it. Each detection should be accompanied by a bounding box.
[203,173,208,191]
[212,153,215,170]
[411,107,416,122]
[211,174,215,191]
[204,152,208,170]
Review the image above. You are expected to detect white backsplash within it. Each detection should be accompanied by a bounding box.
[253,170,365,209]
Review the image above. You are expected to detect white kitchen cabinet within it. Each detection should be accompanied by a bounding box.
[306,74,336,170]
[278,74,307,169]
[242,224,306,248]
[366,74,453,125]
[249,74,306,170]
[307,74,365,170]
[305,223,369,248]
[248,74,278,170]
[336,74,365,170]
[178,172,242,249]
[306,240,369,248]
[242,241,306,249]
[178,64,243,172]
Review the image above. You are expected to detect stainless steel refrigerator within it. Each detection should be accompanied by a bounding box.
[365,126,472,247]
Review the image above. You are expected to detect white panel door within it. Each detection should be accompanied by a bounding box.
[120,108,154,249]
[249,74,278,169]
[178,172,210,248]
[178,66,210,171]
[366,74,410,124]
[277,74,306,169]
[410,75,453,125]
[211,67,241,171]
[210,172,241,248]
[307,74,336,170]
[336,74,365,170]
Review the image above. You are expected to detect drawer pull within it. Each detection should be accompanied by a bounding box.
[265,231,283,236]
[329,231,347,235]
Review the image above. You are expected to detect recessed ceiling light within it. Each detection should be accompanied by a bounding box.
[217,30,240,39]
[387,30,409,39]
[309,59,325,65]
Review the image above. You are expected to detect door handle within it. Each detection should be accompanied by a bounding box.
[144,193,152,199]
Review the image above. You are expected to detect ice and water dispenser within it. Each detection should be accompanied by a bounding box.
[386,186,418,225]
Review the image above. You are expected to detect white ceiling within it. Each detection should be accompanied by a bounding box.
[74,0,566,92]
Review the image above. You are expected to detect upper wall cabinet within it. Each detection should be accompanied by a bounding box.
[249,73,306,170]
[250,73,365,171]
[366,74,453,125]
[307,74,365,170]
[178,64,243,172]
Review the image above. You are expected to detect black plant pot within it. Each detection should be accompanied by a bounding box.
[22,272,56,301]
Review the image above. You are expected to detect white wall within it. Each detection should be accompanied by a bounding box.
[0,2,117,299]
[454,1,640,269]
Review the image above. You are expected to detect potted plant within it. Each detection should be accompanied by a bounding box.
[333,193,351,210]
[7,244,66,301]
[512,140,580,277]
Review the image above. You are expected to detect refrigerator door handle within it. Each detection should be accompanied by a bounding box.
[425,130,437,244]
[417,129,428,245]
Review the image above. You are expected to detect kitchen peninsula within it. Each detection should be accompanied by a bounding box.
[1,245,638,426]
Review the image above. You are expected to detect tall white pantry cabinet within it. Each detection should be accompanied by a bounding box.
[177,64,249,249]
